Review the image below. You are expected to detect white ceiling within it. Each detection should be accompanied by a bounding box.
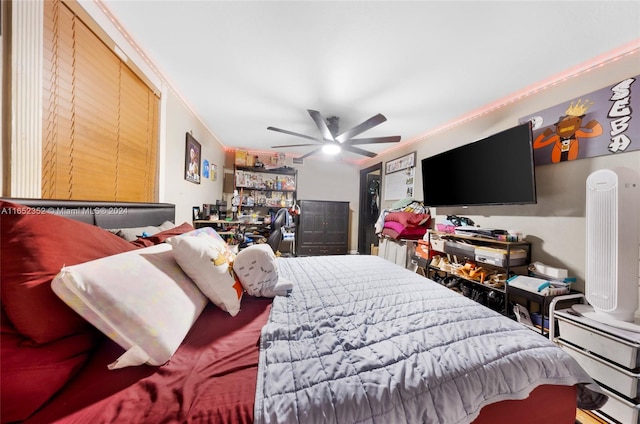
[101,1,640,163]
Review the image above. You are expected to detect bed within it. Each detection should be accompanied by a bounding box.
[0,198,606,424]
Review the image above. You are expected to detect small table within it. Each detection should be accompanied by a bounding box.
[507,285,581,336]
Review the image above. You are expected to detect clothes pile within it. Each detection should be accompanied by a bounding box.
[374,198,431,240]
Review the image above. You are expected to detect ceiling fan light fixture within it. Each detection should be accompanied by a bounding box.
[322,143,341,155]
[269,110,400,159]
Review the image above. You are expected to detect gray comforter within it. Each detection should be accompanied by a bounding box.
[254,255,605,424]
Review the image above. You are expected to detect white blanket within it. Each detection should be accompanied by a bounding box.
[255,255,605,424]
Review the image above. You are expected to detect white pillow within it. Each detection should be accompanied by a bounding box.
[108,220,176,241]
[51,243,207,369]
[233,244,293,297]
[167,234,243,316]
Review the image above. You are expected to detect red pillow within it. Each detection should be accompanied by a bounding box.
[0,201,136,344]
[130,222,195,247]
[0,307,99,422]
[385,211,431,227]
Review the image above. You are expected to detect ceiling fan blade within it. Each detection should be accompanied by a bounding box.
[267,126,322,142]
[346,136,401,145]
[335,113,387,143]
[307,110,335,141]
[271,143,318,148]
[298,147,323,160]
[342,145,377,158]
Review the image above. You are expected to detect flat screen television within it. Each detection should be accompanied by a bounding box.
[421,122,536,207]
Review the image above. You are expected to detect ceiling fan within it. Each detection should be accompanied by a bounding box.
[268,110,401,159]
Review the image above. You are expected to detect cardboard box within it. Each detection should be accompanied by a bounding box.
[444,241,475,260]
[415,240,430,260]
[428,230,446,252]
[235,150,248,166]
[474,246,527,267]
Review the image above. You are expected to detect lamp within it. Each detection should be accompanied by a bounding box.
[322,143,341,155]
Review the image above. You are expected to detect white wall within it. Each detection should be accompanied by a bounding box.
[0,2,228,225]
[160,89,226,225]
[295,157,360,252]
[0,1,363,252]
[77,1,228,226]
[5,1,635,266]
[367,52,639,293]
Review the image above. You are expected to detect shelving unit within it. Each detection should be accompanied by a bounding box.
[234,166,297,209]
[551,296,640,424]
[426,230,532,316]
[508,285,581,336]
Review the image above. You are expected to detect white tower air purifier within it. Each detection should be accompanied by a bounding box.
[573,167,640,332]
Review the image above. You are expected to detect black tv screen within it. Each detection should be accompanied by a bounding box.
[421,123,536,207]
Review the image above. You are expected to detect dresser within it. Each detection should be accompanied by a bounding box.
[296,200,349,256]
[551,296,640,423]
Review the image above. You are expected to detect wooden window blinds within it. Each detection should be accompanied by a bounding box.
[42,0,159,202]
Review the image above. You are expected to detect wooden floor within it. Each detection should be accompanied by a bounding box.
[576,409,609,424]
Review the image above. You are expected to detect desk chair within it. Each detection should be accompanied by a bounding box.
[267,208,288,254]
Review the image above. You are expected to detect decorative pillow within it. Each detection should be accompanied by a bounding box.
[179,226,229,240]
[51,243,208,369]
[233,244,293,297]
[167,233,243,316]
[385,211,431,227]
[1,310,97,422]
[109,220,175,242]
[130,222,195,248]
[0,200,136,344]
[381,222,428,240]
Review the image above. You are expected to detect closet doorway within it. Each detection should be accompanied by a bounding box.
[358,163,382,255]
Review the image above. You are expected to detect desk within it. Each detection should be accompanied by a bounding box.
[194,219,241,230]
[194,219,276,249]
[193,220,241,241]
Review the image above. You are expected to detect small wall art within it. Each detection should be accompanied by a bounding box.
[519,75,639,166]
[385,151,416,174]
[184,132,201,184]
[383,152,416,201]
[202,159,210,179]
[210,163,217,181]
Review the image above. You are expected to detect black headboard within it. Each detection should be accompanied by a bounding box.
[1,198,175,229]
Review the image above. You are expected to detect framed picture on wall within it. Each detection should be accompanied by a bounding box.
[385,151,416,174]
[202,159,210,179]
[184,132,201,184]
[210,163,217,181]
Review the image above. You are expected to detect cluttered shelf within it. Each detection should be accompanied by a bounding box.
[419,228,575,325]
[429,229,530,246]
[421,230,532,316]
[418,256,512,315]
[234,166,297,208]
[193,218,289,252]
[510,285,581,337]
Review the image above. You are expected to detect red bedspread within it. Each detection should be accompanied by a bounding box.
[26,297,272,424]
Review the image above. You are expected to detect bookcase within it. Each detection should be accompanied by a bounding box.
[234,166,297,210]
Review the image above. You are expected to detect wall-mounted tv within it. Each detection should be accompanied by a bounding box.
[421,122,536,207]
